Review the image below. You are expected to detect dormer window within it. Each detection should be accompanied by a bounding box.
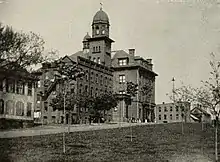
[118,58,128,66]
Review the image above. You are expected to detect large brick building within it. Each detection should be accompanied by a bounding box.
[155,102,191,124]
[35,7,114,124]
[36,7,157,124]
[33,62,67,124]
[111,50,157,122]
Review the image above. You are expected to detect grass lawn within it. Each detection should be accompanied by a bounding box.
[0,123,217,162]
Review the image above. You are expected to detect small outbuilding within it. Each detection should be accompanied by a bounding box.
[190,107,211,124]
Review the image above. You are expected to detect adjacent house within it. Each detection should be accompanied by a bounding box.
[0,68,38,129]
[155,102,191,124]
[190,106,212,124]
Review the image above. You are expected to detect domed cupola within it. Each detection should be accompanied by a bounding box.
[92,8,110,38]
[92,8,109,25]
[82,32,91,53]
[83,32,91,42]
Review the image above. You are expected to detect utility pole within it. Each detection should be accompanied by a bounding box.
[63,80,66,154]
[172,77,175,103]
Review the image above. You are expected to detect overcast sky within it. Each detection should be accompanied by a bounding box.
[1,0,220,104]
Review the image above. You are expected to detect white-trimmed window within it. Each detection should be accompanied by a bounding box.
[176,114,179,120]
[37,81,41,88]
[6,79,15,93]
[164,114,167,120]
[119,75,125,83]
[170,114,172,120]
[16,81,25,95]
[118,58,128,66]
[16,101,24,116]
[6,100,14,115]
[164,107,167,112]
[159,107,161,112]
[159,114,161,120]
[170,106,173,112]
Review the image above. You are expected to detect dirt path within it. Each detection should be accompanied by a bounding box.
[0,122,151,138]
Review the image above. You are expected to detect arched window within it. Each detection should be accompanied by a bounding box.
[16,101,24,116]
[0,99,4,114]
[96,26,99,35]
[6,100,15,115]
[27,102,32,117]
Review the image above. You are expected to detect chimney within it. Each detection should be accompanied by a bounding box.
[147,59,152,64]
[129,49,135,56]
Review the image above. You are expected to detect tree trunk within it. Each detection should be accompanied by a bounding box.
[215,116,218,162]
[68,113,70,134]
[63,83,66,154]
[130,123,132,142]
[181,114,184,135]
[104,110,106,123]
[201,114,203,131]
[98,111,100,124]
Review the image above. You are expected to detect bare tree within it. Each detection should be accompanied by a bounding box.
[194,53,220,162]
[49,60,85,154]
[169,83,195,134]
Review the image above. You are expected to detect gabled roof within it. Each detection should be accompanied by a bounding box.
[69,51,89,62]
[191,107,211,116]
[111,50,130,59]
[112,50,158,76]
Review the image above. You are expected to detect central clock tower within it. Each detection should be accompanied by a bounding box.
[87,8,114,67]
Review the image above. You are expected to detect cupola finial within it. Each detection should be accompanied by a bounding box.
[100,2,103,10]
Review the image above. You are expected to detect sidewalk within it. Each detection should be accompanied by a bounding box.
[0,122,153,138]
